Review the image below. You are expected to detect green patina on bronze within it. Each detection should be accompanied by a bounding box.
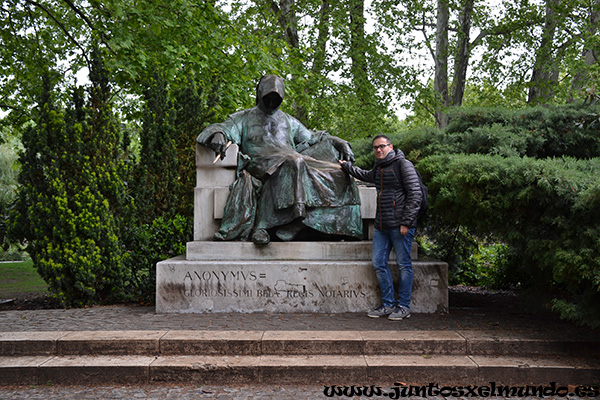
[197,75,363,244]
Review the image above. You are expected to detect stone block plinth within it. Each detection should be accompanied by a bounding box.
[156,242,448,314]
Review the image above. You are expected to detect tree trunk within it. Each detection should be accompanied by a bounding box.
[528,0,560,105]
[269,0,306,120]
[349,0,372,100]
[311,0,331,75]
[450,0,474,107]
[569,0,600,102]
[434,0,450,128]
[269,0,299,48]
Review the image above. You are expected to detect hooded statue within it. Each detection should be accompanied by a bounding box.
[197,75,363,244]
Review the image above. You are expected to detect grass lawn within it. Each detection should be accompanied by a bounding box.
[0,260,49,299]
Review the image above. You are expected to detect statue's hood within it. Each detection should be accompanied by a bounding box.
[256,75,285,114]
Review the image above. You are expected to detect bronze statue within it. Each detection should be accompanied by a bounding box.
[197,75,362,244]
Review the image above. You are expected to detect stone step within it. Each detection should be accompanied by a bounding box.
[1,354,598,386]
[1,330,598,358]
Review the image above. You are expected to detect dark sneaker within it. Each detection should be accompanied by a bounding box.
[367,305,395,318]
[388,306,411,321]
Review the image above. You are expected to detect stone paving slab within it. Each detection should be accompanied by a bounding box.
[39,355,154,385]
[365,355,478,384]
[2,329,599,358]
[361,330,466,355]
[0,356,54,386]
[0,332,69,356]
[0,384,326,400]
[261,330,364,355]
[471,355,600,386]
[150,355,261,385]
[160,330,263,355]
[257,355,367,385]
[1,353,598,386]
[0,355,153,385]
[458,330,600,357]
[56,331,165,356]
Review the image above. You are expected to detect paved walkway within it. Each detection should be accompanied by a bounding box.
[0,302,597,343]
[0,384,326,399]
[1,290,598,399]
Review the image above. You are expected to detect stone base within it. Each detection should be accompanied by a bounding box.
[156,242,448,314]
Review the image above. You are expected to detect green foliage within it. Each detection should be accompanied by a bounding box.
[132,68,217,223]
[445,104,600,158]
[9,57,130,307]
[452,243,513,289]
[133,68,180,224]
[418,153,600,327]
[0,132,21,256]
[350,125,453,169]
[123,215,190,302]
[121,67,210,301]
[351,104,600,164]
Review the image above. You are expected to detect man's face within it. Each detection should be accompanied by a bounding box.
[372,138,393,160]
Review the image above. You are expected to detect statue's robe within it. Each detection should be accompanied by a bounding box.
[197,107,363,241]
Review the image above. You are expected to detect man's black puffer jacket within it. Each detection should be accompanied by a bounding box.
[341,149,422,230]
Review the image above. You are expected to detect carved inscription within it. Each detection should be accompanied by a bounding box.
[183,270,257,281]
[181,269,367,299]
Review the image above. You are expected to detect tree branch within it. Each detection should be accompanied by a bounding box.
[0,103,21,111]
[61,0,115,54]
[24,0,91,68]
[470,24,515,49]
[416,97,436,120]
[415,13,435,60]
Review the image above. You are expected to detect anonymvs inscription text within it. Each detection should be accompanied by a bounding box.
[182,269,367,299]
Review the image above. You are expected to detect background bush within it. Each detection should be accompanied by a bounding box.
[0,133,25,261]
[419,154,600,326]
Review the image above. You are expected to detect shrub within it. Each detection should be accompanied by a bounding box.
[9,55,131,307]
[123,214,191,302]
[419,154,600,327]
[445,104,600,159]
[453,242,513,289]
[0,134,22,259]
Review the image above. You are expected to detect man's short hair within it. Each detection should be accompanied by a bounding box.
[372,135,391,144]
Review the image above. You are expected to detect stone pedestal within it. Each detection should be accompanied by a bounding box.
[156,144,449,314]
[156,242,448,314]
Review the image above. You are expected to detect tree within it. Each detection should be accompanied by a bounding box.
[0,0,278,132]
[434,0,450,128]
[226,0,400,139]
[371,0,600,126]
[569,0,600,102]
[0,0,88,129]
[451,0,475,108]
[479,0,600,107]
[9,52,129,307]
[528,0,562,104]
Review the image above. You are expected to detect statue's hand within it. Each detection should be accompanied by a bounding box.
[330,136,355,163]
[209,132,228,160]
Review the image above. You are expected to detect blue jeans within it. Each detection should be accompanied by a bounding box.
[372,227,415,309]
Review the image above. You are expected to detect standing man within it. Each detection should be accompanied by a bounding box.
[340,135,422,320]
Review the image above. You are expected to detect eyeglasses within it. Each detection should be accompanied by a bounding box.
[372,144,391,151]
